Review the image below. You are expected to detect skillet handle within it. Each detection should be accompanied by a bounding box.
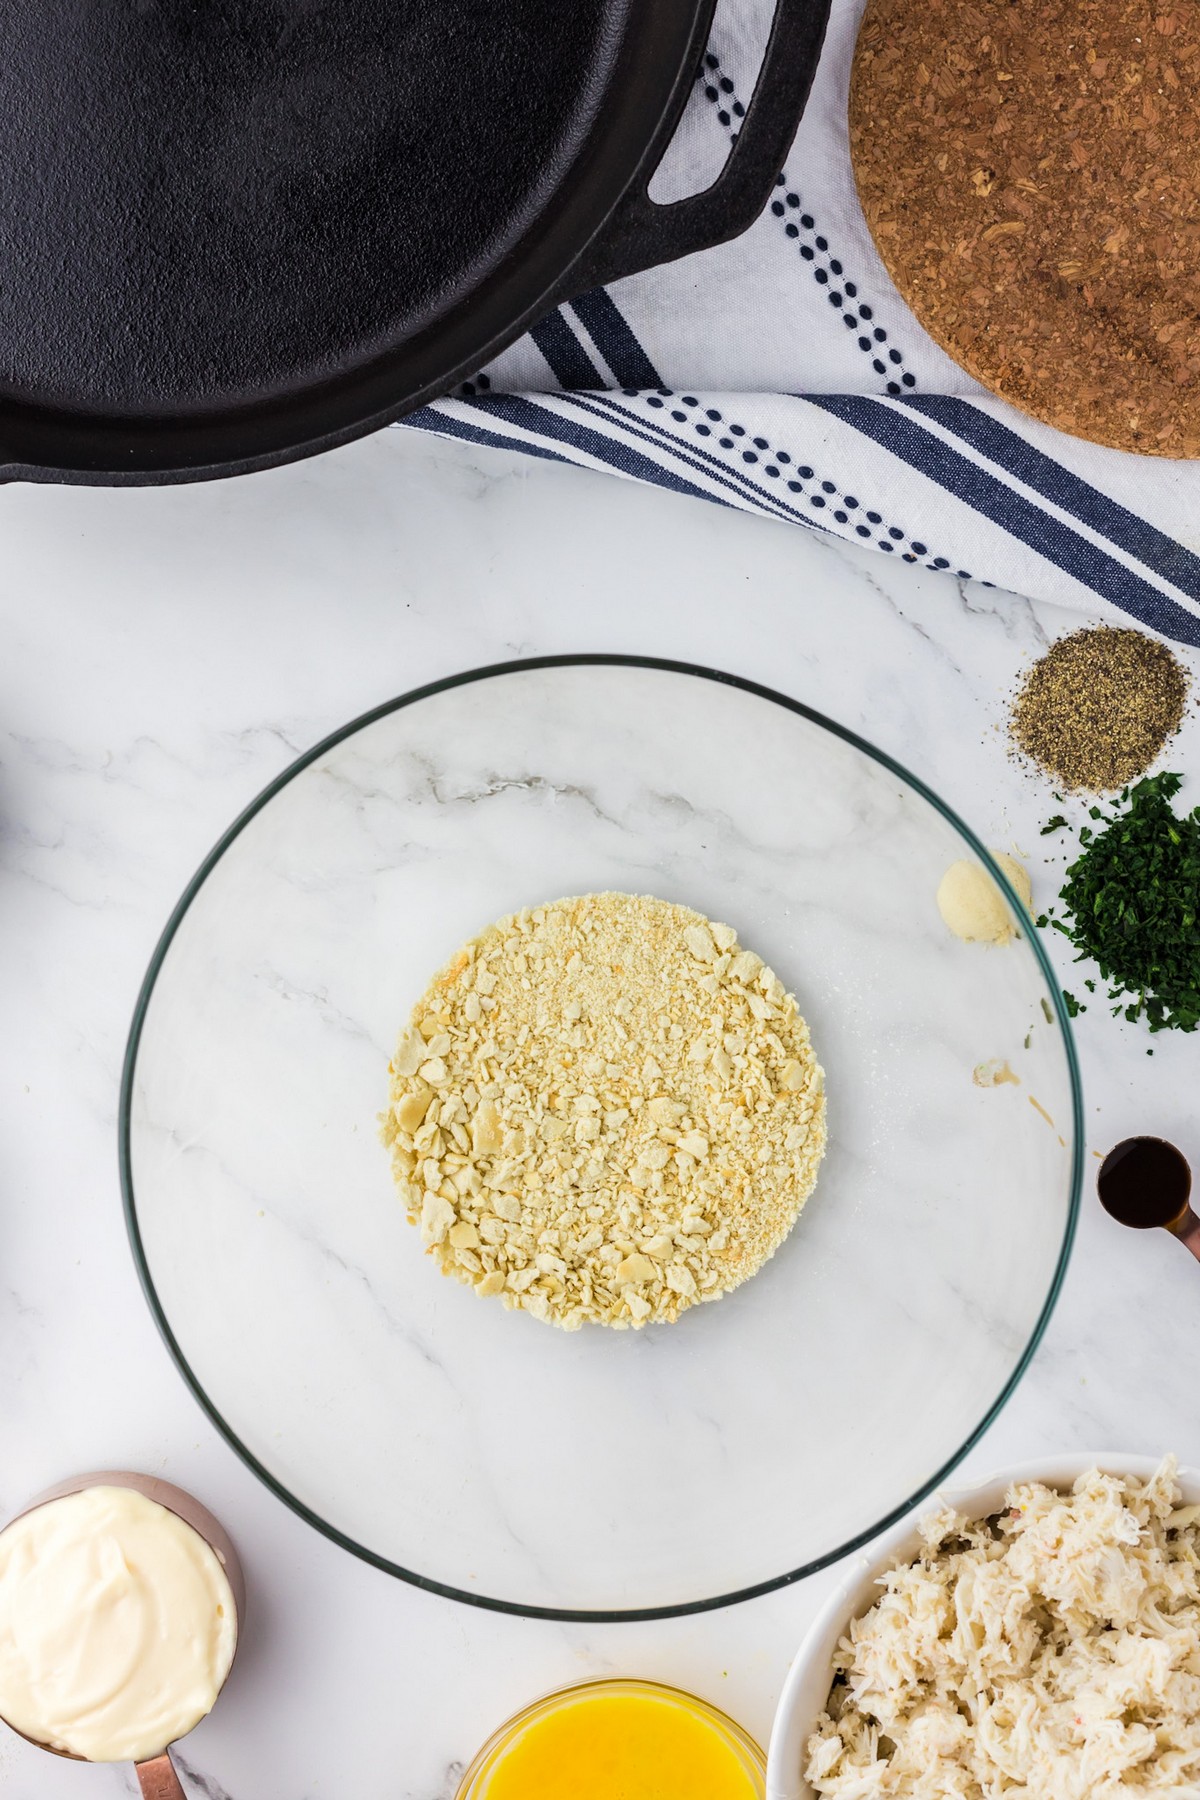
[562,0,830,296]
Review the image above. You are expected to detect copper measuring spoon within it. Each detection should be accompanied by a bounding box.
[0,1471,244,1799]
[1098,1136,1200,1261]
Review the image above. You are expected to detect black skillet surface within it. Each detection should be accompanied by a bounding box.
[1,0,828,484]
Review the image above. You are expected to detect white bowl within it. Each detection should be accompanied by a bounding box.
[767,1452,1200,1800]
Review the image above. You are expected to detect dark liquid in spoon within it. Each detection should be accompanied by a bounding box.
[1098,1136,1192,1229]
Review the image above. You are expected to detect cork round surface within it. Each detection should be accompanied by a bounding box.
[849,0,1200,456]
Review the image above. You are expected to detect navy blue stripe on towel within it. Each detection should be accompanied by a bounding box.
[405,404,575,470]
[570,290,663,388]
[811,395,1200,644]
[529,313,605,390]
[458,394,728,509]
[570,393,815,526]
[900,396,1200,603]
[414,394,769,519]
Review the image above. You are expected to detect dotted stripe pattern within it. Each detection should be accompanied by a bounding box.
[443,58,968,579]
[699,53,917,397]
[438,378,974,577]
[632,388,971,573]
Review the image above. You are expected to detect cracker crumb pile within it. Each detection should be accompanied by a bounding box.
[381,893,826,1330]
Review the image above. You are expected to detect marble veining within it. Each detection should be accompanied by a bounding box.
[123,662,1074,1612]
[0,423,1198,1796]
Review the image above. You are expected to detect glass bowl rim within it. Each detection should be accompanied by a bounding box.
[455,1674,767,1797]
[118,653,1085,1622]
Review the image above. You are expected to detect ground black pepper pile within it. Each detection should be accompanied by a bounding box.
[1009,627,1189,792]
[1040,773,1200,1033]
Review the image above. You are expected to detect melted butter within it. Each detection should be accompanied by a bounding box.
[973,1059,1020,1088]
[0,1486,236,1763]
[482,1689,760,1800]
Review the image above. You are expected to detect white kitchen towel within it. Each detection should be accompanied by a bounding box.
[403,0,1200,646]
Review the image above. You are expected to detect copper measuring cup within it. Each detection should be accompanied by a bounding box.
[0,1471,244,1799]
[1098,1137,1200,1262]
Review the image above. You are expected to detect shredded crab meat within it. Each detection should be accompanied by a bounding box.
[806,1459,1200,1799]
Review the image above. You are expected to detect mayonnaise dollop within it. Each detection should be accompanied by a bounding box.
[937,851,1032,946]
[0,1485,236,1763]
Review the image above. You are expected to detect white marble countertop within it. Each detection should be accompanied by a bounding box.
[3,425,1199,1799]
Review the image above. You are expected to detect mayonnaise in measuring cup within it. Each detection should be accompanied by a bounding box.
[0,1485,236,1762]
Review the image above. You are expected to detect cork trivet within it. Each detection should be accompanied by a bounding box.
[849,0,1200,456]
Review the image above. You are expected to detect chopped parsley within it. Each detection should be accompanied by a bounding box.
[1048,773,1200,1033]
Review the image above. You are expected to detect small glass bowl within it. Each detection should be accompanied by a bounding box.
[456,1677,767,1798]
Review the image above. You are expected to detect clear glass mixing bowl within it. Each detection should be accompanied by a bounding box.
[121,658,1082,1619]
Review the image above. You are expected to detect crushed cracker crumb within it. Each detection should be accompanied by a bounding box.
[380,893,826,1329]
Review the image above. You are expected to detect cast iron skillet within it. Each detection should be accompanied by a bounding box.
[0,0,828,485]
